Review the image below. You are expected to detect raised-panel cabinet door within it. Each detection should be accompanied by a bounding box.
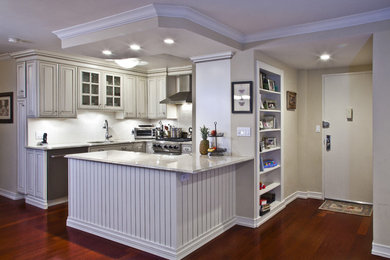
[136,77,148,118]
[17,100,27,194]
[157,77,167,118]
[16,62,26,98]
[39,62,58,117]
[123,75,137,118]
[26,61,38,117]
[58,64,77,117]
[35,151,47,200]
[148,78,157,119]
[26,149,36,196]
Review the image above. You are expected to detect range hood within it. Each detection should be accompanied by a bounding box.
[160,75,192,104]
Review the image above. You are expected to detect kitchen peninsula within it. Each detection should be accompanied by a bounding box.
[66,151,253,259]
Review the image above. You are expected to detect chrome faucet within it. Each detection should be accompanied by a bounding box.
[103,120,112,141]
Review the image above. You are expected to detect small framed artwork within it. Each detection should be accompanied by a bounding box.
[287,91,297,110]
[262,116,276,129]
[264,99,277,110]
[232,81,253,113]
[263,137,277,149]
[0,92,13,124]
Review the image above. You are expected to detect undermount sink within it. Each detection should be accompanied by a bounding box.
[88,140,115,144]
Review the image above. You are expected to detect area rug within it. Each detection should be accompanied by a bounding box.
[319,200,372,216]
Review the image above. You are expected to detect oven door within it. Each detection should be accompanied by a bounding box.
[134,128,155,139]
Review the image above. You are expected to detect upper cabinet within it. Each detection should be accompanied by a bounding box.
[16,62,26,98]
[78,69,123,111]
[136,76,148,118]
[25,60,77,118]
[148,76,166,119]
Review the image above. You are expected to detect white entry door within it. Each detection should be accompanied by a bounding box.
[323,72,372,203]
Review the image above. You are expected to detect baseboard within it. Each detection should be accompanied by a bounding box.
[48,197,68,207]
[235,216,258,228]
[0,188,25,200]
[372,242,390,258]
[236,191,324,229]
[67,216,236,260]
[25,195,48,209]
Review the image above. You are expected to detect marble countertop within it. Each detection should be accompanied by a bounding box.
[66,150,253,174]
[26,140,147,150]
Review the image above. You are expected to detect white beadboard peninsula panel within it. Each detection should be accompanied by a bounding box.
[67,159,236,259]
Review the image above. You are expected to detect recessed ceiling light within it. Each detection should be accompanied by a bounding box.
[8,37,19,43]
[164,38,175,45]
[320,53,330,61]
[102,50,112,55]
[130,44,141,51]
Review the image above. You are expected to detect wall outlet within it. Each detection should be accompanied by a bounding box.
[35,131,43,140]
[237,127,251,137]
[180,174,190,182]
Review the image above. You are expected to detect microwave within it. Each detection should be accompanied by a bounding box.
[134,127,156,139]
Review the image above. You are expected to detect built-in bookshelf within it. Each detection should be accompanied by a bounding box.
[256,61,284,219]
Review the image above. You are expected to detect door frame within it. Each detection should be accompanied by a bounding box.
[321,71,373,204]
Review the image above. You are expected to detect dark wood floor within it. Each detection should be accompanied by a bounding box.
[0,196,383,260]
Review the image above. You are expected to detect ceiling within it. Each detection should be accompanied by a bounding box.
[1,0,390,69]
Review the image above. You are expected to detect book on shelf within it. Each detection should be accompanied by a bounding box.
[259,199,267,206]
[261,193,276,203]
[260,156,264,171]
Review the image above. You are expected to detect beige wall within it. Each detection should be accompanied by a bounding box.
[372,30,390,248]
[297,65,372,193]
[0,58,17,193]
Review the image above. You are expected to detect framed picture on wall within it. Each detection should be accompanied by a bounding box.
[232,81,253,113]
[0,92,13,124]
[287,91,297,110]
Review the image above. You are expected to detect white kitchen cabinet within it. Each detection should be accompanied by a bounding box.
[17,99,27,194]
[24,60,76,118]
[16,62,26,98]
[136,76,148,118]
[79,68,101,109]
[117,75,137,118]
[39,61,58,117]
[26,149,47,205]
[58,64,77,117]
[103,73,123,110]
[148,76,166,119]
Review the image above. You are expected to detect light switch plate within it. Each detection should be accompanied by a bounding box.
[35,131,43,140]
[315,125,321,133]
[237,127,251,137]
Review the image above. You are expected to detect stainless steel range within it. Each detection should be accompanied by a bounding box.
[152,141,182,154]
[152,138,192,155]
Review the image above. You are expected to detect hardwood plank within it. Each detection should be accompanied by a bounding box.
[0,196,384,260]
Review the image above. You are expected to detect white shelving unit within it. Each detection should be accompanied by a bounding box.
[256,61,284,218]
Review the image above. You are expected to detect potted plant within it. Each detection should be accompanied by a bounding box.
[199,125,209,155]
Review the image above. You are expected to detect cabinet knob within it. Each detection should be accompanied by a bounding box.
[20,90,24,93]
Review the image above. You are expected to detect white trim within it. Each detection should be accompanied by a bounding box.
[190,51,235,63]
[25,195,48,209]
[52,4,243,43]
[0,53,12,61]
[372,242,390,258]
[67,216,236,260]
[244,7,390,43]
[235,216,258,228]
[0,188,25,200]
[236,191,323,229]
[48,196,68,207]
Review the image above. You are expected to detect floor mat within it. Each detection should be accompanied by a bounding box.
[319,199,372,216]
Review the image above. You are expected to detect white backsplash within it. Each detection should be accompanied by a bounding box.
[27,105,192,145]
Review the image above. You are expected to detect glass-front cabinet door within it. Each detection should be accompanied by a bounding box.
[104,74,122,110]
[79,69,100,109]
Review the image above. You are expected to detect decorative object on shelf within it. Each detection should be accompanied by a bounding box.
[264,99,277,110]
[260,141,265,152]
[0,92,13,124]
[232,81,253,113]
[287,91,297,110]
[260,156,264,171]
[199,125,209,155]
[264,159,277,168]
[262,116,276,129]
[263,137,277,149]
[259,182,266,190]
[260,73,268,90]
[261,192,276,203]
[208,121,227,156]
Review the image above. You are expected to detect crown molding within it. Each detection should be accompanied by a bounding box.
[190,51,234,63]
[52,4,243,44]
[244,7,390,43]
[0,53,12,61]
